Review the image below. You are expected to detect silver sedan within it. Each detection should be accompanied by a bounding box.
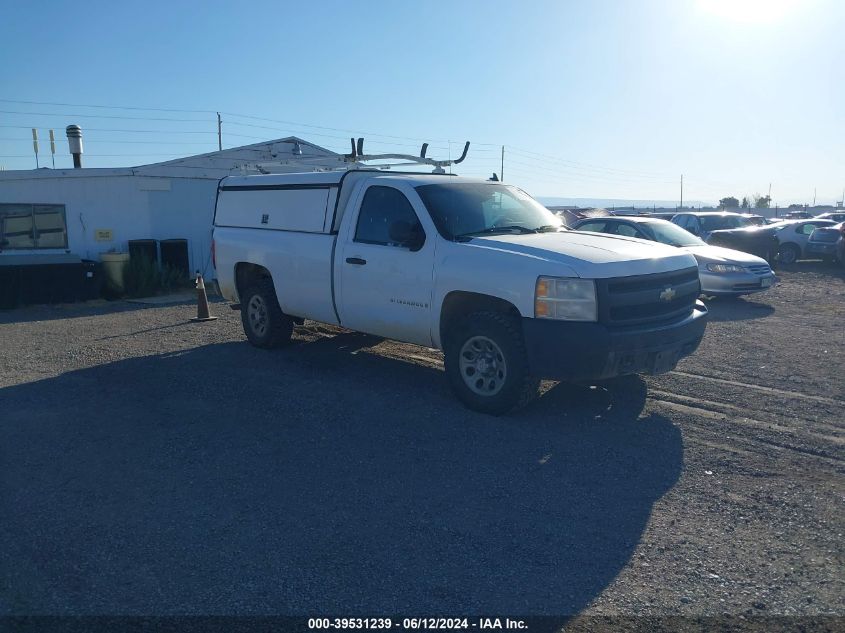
[573,216,776,296]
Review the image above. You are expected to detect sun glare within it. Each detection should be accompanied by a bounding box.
[697,0,803,24]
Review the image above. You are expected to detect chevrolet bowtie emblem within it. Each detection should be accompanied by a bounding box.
[659,287,676,302]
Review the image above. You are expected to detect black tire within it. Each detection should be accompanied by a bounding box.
[240,278,293,349]
[778,243,800,264]
[443,311,539,415]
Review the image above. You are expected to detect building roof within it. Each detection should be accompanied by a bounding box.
[0,136,341,182]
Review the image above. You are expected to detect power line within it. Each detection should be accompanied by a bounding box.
[0,98,215,114]
[0,109,211,123]
[1,98,499,148]
[506,146,676,180]
[221,111,450,145]
[0,100,787,195]
[0,124,214,134]
[0,153,189,158]
[0,137,219,146]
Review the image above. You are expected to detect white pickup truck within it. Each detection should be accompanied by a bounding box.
[213,169,708,414]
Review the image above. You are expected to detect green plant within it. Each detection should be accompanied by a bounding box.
[122,256,189,298]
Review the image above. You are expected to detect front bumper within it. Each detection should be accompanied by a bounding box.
[522,301,708,381]
[699,270,776,295]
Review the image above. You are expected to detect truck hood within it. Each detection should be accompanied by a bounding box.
[468,232,697,279]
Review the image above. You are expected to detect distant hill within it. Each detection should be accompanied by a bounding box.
[538,196,713,209]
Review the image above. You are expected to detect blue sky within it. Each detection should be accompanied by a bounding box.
[1,0,843,205]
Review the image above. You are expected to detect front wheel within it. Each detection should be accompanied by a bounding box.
[240,279,293,348]
[778,243,800,264]
[444,311,538,415]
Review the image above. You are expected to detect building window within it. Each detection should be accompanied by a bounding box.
[0,203,68,250]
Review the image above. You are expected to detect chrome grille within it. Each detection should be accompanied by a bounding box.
[747,264,772,276]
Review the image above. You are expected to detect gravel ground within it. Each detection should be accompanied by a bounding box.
[0,263,843,623]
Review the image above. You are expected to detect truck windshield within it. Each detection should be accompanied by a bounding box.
[415,183,564,240]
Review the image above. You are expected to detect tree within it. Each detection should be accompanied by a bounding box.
[754,195,772,208]
[719,196,739,208]
[741,197,750,209]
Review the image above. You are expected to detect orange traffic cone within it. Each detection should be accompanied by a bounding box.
[191,272,218,322]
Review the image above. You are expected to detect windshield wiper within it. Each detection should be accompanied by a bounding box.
[455,225,539,239]
[535,225,564,232]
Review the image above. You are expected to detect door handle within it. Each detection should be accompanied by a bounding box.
[345,257,367,265]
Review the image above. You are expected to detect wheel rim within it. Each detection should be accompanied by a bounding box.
[458,335,507,396]
[247,295,268,337]
[780,246,797,264]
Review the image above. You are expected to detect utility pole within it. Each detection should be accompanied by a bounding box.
[500,145,505,183]
[217,112,222,151]
[813,187,816,206]
[680,174,683,209]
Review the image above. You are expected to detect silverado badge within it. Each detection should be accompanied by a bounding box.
[659,287,676,302]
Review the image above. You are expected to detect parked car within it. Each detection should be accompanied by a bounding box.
[813,211,845,223]
[743,214,768,226]
[574,216,775,296]
[805,222,845,263]
[213,170,708,414]
[771,219,838,264]
[707,225,781,263]
[671,212,756,241]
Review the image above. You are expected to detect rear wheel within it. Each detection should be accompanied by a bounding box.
[778,243,800,264]
[444,311,538,415]
[240,278,293,348]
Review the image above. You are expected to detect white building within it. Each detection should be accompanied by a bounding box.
[0,136,341,280]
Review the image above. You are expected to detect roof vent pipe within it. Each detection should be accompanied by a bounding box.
[66,124,83,168]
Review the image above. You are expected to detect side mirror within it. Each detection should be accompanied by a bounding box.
[389,220,424,251]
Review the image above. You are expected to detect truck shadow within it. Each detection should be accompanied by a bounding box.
[0,338,682,617]
[702,296,775,322]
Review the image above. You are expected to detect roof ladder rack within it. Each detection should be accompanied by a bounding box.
[344,137,470,174]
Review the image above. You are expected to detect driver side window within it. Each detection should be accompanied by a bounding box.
[354,186,424,248]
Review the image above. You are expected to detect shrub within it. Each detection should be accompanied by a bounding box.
[122,256,189,298]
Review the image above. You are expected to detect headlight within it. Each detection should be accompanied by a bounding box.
[535,276,597,321]
[705,263,746,273]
